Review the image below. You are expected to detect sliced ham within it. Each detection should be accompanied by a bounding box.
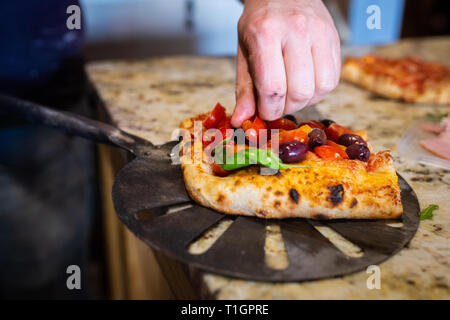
[420,114,450,134]
[420,131,450,160]
[420,123,445,134]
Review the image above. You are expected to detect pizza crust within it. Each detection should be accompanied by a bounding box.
[181,150,403,220]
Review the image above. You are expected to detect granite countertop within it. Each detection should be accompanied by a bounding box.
[87,37,450,299]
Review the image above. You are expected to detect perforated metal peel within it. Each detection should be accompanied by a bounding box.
[112,150,420,282]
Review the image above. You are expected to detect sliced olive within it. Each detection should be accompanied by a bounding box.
[282,114,298,125]
[279,141,308,163]
[320,119,335,127]
[308,128,327,148]
[338,133,367,147]
[346,144,370,161]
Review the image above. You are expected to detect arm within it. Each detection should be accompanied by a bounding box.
[232,0,340,127]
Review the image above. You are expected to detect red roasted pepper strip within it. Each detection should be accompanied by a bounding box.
[211,162,230,176]
[203,103,226,129]
[314,145,348,160]
[243,116,268,146]
[267,118,297,131]
[275,128,309,145]
[324,123,352,141]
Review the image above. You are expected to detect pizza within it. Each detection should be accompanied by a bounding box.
[342,55,450,104]
[179,103,403,220]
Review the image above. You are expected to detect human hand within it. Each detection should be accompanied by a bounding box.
[231,0,341,127]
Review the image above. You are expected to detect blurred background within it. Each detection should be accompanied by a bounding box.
[81,0,450,60]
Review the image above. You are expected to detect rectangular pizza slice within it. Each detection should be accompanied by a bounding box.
[179,103,403,219]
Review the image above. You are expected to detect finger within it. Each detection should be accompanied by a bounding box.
[231,43,256,128]
[309,37,338,105]
[326,17,342,80]
[331,35,341,82]
[283,40,315,114]
[247,39,286,121]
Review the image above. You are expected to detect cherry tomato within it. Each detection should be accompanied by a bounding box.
[267,118,297,131]
[203,103,226,129]
[298,120,325,130]
[324,123,352,141]
[203,127,233,148]
[243,116,268,146]
[326,140,346,150]
[217,115,232,129]
[252,116,268,131]
[211,162,230,177]
[325,140,349,159]
[306,120,326,129]
[272,128,309,146]
[314,145,346,160]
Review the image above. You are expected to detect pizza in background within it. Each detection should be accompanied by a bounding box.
[342,55,450,104]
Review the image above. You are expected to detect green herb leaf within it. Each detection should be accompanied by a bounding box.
[420,204,439,221]
[217,146,309,171]
[219,148,254,171]
[425,111,448,122]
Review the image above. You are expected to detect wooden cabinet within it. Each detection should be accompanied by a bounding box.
[97,144,196,299]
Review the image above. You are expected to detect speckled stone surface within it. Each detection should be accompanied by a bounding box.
[87,37,450,299]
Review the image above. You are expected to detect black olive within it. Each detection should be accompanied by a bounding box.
[279,141,308,163]
[338,133,367,147]
[282,114,298,125]
[320,119,335,127]
[308,128,327,148]
[346,144,370,161]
